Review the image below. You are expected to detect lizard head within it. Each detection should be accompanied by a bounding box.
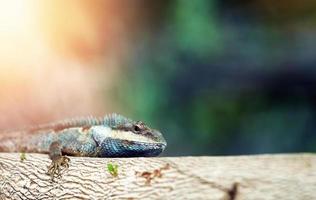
[92,114,167,157]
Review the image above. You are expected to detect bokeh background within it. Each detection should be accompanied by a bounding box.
[0,0,315,156]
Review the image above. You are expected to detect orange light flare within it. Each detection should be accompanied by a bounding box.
[0,0,37,70]
[0,1,143,129]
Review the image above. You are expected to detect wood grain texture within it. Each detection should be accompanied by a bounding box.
[0,153,315,200]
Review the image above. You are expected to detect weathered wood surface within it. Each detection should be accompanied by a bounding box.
[0,153,315,200]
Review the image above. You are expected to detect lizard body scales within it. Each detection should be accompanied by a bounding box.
[0,113,167,157]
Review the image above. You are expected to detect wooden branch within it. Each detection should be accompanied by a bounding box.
[0,153,315,200]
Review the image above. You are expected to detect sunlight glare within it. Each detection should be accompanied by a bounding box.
[0,0,40,74]
[0,0,32,34]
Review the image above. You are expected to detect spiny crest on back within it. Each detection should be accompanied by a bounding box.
[103,113,134,128]
[27,115,103,133]
[24,113,132,133]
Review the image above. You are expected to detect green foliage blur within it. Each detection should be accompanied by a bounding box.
[111,0,316,156]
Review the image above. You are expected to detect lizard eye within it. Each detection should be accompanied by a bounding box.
[134,124,141,132]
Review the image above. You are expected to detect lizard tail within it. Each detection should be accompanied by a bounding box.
[0,132,25,152]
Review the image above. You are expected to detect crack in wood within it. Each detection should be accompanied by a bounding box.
[227,183,239,200]
[167,160,232,195]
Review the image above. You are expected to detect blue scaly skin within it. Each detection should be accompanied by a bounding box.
[0,113,167,178]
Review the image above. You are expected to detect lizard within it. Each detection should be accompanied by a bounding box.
[0,113,167,179]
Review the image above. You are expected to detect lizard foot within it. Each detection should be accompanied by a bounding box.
[47,155,70,180]
[47,141,70,180]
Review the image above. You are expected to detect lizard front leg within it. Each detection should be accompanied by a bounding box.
[47,141,70,180]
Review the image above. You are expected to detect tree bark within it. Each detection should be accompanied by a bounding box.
[0,153,315,200]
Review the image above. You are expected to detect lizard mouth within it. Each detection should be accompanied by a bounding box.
[99,139,166,157]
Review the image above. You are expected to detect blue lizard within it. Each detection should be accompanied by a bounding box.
[0,113,167,178]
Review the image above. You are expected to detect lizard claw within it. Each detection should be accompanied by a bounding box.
[47,155,70,180]
[47,141,70,180]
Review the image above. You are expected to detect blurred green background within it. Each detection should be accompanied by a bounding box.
[1,0,316,156]
[110,0,316,156]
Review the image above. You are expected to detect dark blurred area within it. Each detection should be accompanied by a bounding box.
[112,0,316,156]
[0,0,316,156]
